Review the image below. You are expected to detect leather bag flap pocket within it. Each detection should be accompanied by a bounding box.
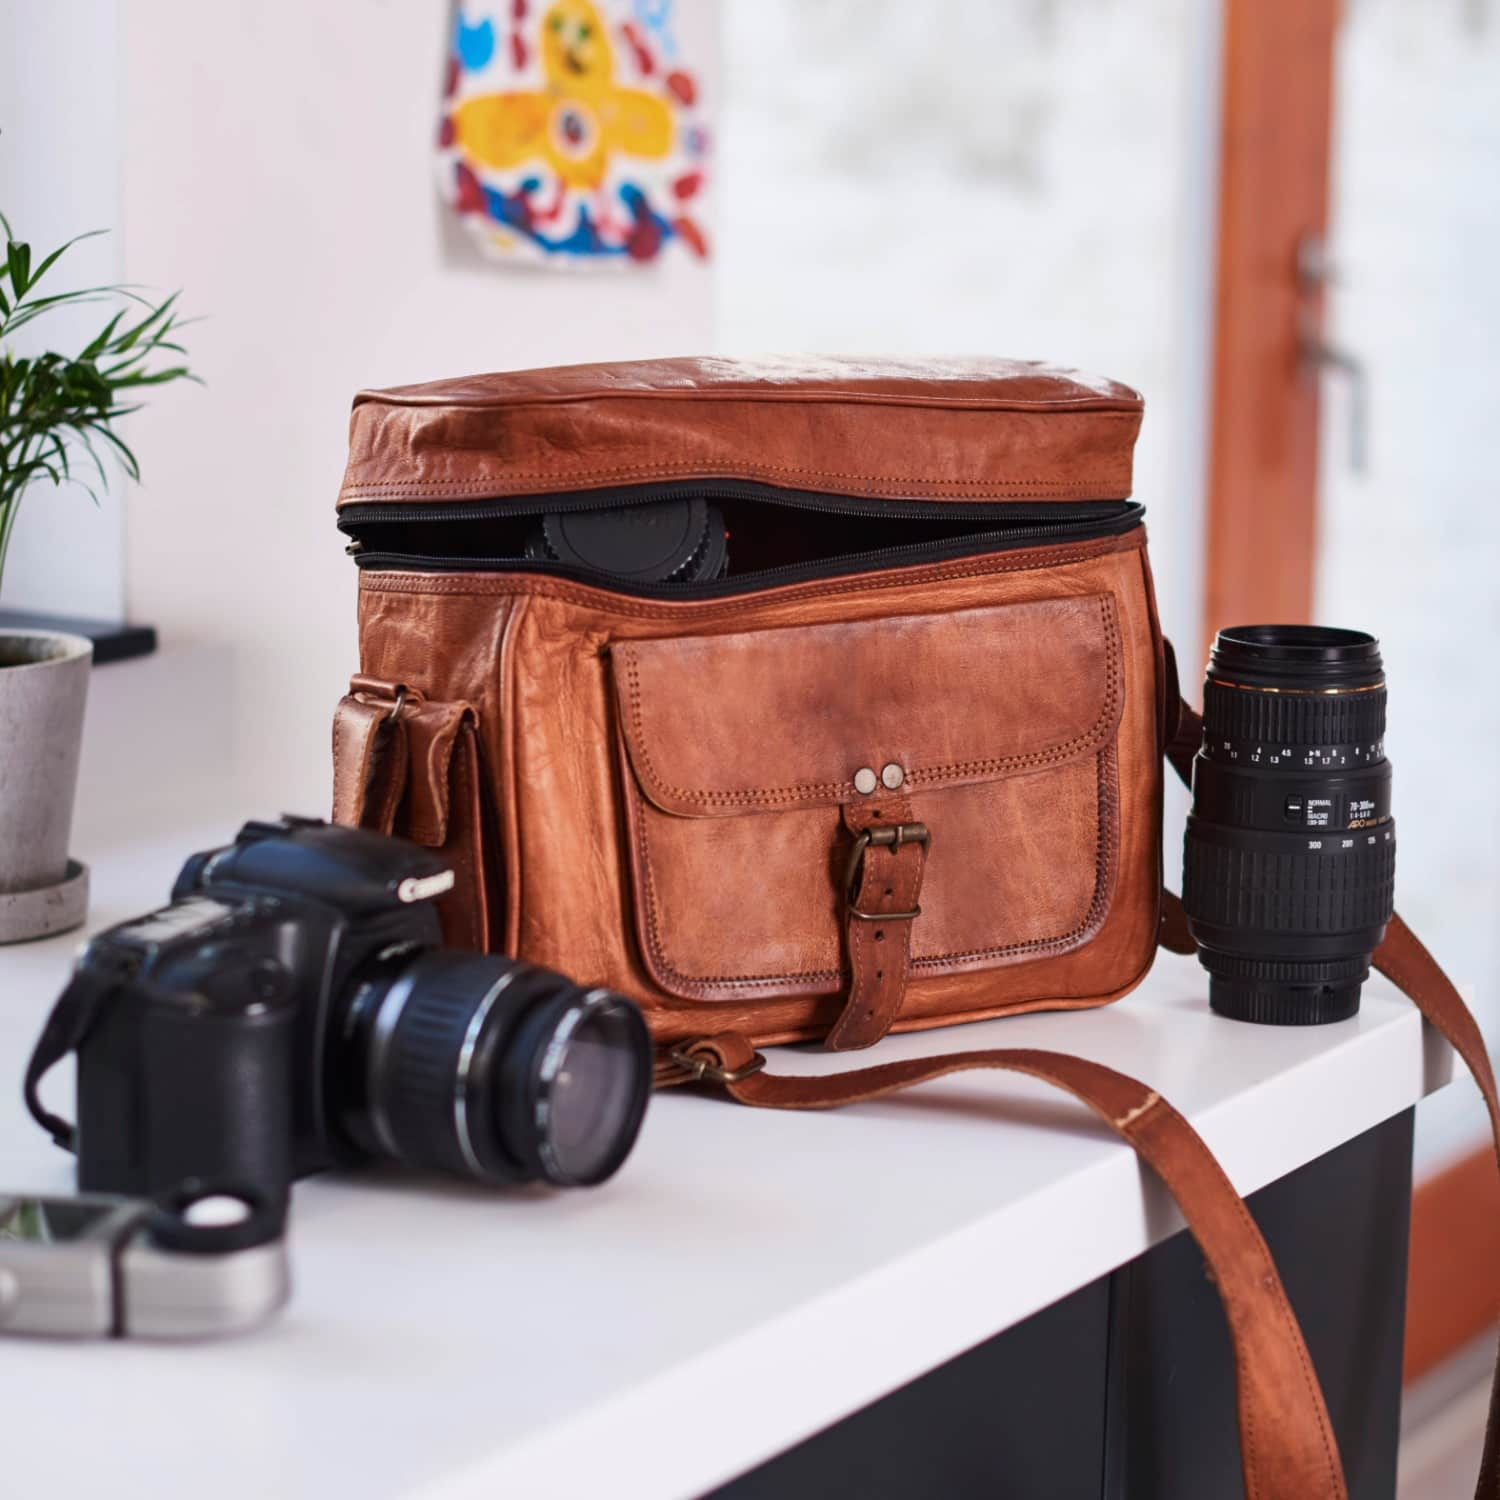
[610,594,1125,1001]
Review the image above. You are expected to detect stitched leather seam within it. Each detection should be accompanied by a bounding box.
[630,744,1118,993]
[340,467,1130,499]
[343,482,1123,502]
[498,595,527,955]
[911,741,1117,972]
[356,532,1142,615]
[626,642,845,801]
[354,389,1142,413]
[343,471,1125,490]
[901,600,1122,787]
[617,597,1122,810]
[332,699,353,820]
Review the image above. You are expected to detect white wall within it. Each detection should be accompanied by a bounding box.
[115,0,715,813]
[0,0,127,619]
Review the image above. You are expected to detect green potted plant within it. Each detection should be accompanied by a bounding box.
[0,216,194,942]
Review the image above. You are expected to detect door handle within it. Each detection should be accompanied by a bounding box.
[1297,233,1369,474]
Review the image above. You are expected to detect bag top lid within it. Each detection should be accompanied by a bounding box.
[338,355,1144,508]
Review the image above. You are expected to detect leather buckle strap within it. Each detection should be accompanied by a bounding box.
[843,822,930,919]
[828,801,931,1052]
[664,1041,769,1087]
[331,685,411,835]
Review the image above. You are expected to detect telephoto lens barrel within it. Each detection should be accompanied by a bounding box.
[1181,625,1396,1024]
[330,951,652,1187]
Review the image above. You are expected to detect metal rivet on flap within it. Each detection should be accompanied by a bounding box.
[881,763,905,790]
[853,767,878,795]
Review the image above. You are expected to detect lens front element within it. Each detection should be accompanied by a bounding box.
[1182,625,1396,1025]
[518,991,652,1186]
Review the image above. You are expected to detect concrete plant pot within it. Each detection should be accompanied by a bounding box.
[0,630,91,942]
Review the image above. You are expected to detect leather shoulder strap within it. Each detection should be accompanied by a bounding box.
[667,1032,1347,1500]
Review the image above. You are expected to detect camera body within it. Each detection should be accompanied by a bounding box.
[29,817,652,1203]
[66,817,452,1200]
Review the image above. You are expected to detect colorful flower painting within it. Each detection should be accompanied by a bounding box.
[438,0,709,266]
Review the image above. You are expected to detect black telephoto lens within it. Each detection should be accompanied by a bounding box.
[329,951,652,1186]
[1181,625,1397,1024]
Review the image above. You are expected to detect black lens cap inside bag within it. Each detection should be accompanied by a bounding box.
[526,498,728,583]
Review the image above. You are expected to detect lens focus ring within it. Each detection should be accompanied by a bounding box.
[1203,678,1386,751]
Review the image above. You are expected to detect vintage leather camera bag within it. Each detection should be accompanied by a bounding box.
[330,357,1500,1500]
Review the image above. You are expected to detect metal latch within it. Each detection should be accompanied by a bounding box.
[842,822,930,920]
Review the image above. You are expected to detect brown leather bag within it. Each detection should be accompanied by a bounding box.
[330,357,1500,1500]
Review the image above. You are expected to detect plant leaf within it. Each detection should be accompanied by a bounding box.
[22,228,107,299]
[78,308,126,359]
[0,219,196,573]
[5,239,31,298]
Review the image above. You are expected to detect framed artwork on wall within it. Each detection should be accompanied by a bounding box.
[438,0,710,266]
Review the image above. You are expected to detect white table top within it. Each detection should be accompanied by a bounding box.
[0,820,1453,1500]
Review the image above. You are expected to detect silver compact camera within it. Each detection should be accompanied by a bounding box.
[0,1183,288,1340]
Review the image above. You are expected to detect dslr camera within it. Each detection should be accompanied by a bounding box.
[26,817,652,1204]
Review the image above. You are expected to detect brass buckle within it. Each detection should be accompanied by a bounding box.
[842,822,931,920]
[667,1044,768,1086]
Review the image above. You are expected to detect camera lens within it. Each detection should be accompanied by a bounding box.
[330,951,651,1186]
[1181,625,1397,1025]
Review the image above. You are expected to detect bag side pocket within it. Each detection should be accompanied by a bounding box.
[331,678,493,951]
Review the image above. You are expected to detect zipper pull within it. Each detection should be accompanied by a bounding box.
[345,539,364,556]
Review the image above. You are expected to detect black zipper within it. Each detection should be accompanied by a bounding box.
[339,480,1144,600]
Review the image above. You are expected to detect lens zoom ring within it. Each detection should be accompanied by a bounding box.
[1182,835,1396,935]
[378,982,482,1178]
[1204,680,1386,750]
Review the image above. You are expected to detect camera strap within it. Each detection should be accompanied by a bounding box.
[663,1031,1350,1499]
[23,968,122,1153]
